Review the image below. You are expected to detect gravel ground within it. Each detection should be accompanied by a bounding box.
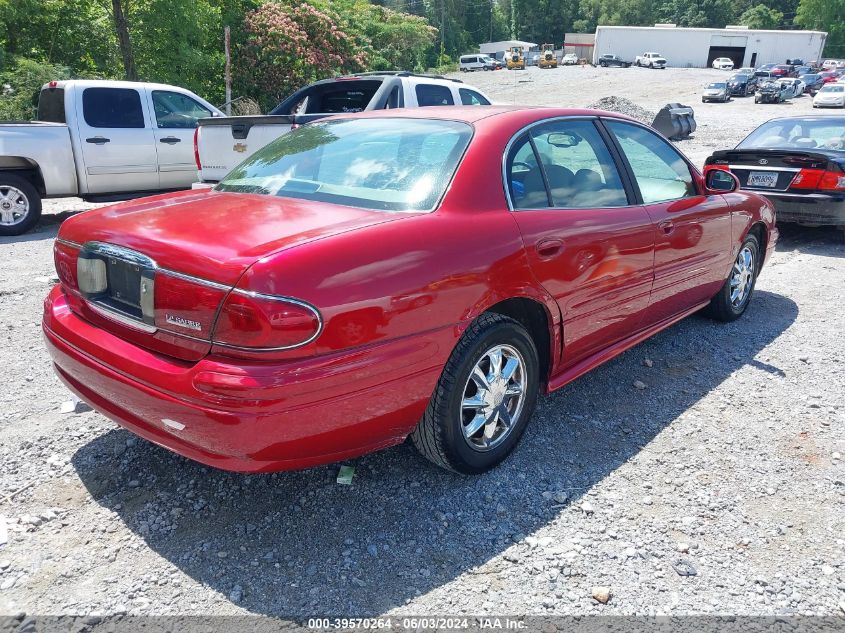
[1,67,844,621]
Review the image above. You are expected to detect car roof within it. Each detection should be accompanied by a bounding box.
[325,105,637,125]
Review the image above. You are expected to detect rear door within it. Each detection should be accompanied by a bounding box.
[146,89,214,189]
[603,119,732,323]
[74,86,159,194]
[506,118,655,364]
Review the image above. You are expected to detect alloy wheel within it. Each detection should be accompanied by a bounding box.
[460,344,526,452]
[730,246,755,307]
[0,186,29,226]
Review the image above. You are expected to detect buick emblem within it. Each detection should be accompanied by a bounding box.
[758,159,769,165]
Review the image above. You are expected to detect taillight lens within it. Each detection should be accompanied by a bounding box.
[193,127,201,170]
[212,292,321,352]
[54,241,80,291]
[791,169,845,191]
[154,273,227,339]
[819,171,845,191]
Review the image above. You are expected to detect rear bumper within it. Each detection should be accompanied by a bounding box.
[764,192,845,227]
[43,286,451,472]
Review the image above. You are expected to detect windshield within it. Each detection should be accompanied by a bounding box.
[216,118,473,212]
[707,83,726,89]
[821,85,844,93]
[737,118,845,150]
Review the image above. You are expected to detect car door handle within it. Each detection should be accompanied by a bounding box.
[85,136,110,145]
[159,137,181,144]
[535,238,565,259]
[658,220,675,234]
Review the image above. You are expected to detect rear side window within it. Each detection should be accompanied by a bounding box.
[82,88,145,128]
[606,121,696,204]
[37,88,66,123]
[459,89,490,105]
[415,84,454,107]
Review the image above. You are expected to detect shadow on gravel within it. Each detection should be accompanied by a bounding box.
[72,290,798,617]
[0,225,59,246]
[775,222,845,258]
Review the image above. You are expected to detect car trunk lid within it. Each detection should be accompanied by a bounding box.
[706,149,838,193]
[56,189,406,361]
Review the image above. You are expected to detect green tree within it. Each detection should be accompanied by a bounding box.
[795,0,845,58]
[739,4,783,28]
[0,57,71,120]
[236,1,367,111]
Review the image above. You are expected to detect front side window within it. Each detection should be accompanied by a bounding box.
[216,118,472,212]
[606,121,696,204]
[459,89,490,105]
[530,120,627,208]
[151,91,212,129]
[82,87,145,128]
[415,84,454,107]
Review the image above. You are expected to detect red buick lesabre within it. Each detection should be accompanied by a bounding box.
[43,107,777,474]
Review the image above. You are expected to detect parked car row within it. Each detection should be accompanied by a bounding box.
[6,60,843,477]
[0,73,494,234]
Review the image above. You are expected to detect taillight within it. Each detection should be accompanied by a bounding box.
[820,171,845,191]
[212,291,321,354]
[790,169,845,191]
[54,241,80,291]
[790,168,824,189]
[154,273,227,338]
[193,127,201,170]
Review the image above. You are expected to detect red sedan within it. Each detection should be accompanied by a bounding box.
[43,107,777,474]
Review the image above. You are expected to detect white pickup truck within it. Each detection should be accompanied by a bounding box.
[195,72,492,184]
[0,79,221,235]
[635,52,667,69]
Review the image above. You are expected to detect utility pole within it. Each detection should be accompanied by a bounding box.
[224,25,232,116]
[440,0,446,55]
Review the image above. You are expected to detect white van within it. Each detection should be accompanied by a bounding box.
[459,55,497,72]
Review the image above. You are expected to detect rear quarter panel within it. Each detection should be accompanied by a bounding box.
[722,190,777,265]
[0,123,77,195]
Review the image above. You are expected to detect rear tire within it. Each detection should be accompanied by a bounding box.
[0,173,42,237]
[411,313,540,474]
[706,234,761,322]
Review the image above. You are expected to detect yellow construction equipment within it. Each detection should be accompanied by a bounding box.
[506,46,525,70]
[539,44,557,69]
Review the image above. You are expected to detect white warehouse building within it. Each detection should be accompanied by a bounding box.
[593,25,827,69]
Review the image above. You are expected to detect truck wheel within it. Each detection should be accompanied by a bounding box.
[0,174,42,237]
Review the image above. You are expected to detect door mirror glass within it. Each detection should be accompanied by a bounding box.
[706,168,738,192]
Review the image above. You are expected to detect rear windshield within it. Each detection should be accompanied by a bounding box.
[738,119,845,151]
[37,87,65,123]
[271,81,381,115]
[216,118,473,212]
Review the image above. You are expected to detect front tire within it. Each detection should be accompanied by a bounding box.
[0,174,42,236]
[411,313,540,474]
[707,234,760,322]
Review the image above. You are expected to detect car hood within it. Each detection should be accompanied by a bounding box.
[58,189,413,286]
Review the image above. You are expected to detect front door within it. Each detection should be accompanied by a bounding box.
[75,86,158,194]
[147,89,213,189]
[505,118,656,365]
[603,120,733,324]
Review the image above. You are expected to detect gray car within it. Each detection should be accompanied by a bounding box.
[702,82,731,103]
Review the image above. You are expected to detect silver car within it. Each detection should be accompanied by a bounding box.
[702,82,731,103]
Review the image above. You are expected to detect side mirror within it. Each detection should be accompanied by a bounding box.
[705,168,738,192]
